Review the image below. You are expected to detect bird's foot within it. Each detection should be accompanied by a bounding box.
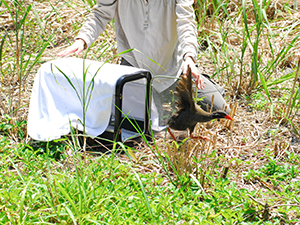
[190,134,211,142]
[167,127,177,141]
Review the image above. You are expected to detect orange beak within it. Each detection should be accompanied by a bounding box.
[225,114,234,121]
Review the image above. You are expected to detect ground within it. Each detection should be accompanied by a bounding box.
[1,0,300,222]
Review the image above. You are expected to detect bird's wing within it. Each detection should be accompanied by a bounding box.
[174,66,196,112]
[187,65,196,113]
[175,75,191,110]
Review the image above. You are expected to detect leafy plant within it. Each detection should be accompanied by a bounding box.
[197,0,300,102]
[0,114,26,140]
[0,0,300,224]
[0,0,52,140]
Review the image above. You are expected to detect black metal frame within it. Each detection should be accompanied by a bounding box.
[113,70,151,142]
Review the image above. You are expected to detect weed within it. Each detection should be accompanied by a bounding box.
[0,0,299,223]
[0,0,52,140]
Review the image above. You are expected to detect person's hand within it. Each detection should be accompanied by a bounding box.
[182,56,205,89]
[57,39,86,57]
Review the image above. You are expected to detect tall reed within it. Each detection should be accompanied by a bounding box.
[0,0,51,140]
[196,0,300,98]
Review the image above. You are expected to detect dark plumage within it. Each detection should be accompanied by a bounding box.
[167,65,233,141]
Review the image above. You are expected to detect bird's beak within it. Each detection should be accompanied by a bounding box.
[225,114,234,121]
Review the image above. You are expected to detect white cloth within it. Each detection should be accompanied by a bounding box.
[27,57,150,141]
[76,0,198,92]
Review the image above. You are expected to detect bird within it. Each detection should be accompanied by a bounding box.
[167,65,233,141]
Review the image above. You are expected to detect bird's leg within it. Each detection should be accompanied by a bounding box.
[167,127,177,141]
[190,132,211,142]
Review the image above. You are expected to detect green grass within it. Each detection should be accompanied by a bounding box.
[1,0,300,223]
[0,136,299,224]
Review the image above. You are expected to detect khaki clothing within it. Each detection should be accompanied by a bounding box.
[76,0,198,92]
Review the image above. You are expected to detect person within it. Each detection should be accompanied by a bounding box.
[56,0,229,131]
[58,0,204,91]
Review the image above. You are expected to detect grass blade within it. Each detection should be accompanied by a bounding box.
[55,179,78,215]
[64,204,77,225]
[286,57,300,117]
[129,167,154,220]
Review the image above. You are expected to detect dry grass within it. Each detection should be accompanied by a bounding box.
[1,0,300,189]
[121,99,299,190]
[0,1,299,222]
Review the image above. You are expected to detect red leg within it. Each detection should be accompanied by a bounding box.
[167,127,177,141]
[190,133,211,142]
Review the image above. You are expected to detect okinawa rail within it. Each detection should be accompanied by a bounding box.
[167,65,233,141]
